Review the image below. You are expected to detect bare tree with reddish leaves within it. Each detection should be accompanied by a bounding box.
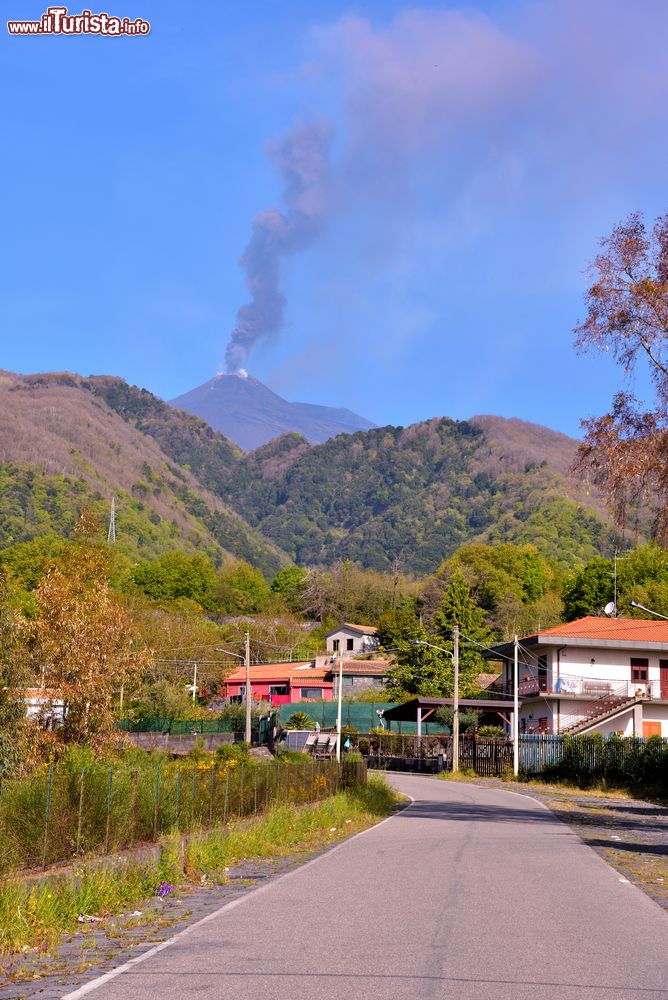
[575,212,668,540]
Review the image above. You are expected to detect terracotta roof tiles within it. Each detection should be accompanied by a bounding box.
[535,616,668,643]
[223,663,331,683]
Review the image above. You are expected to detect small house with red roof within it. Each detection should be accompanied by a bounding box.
[488,617,668,737]
[219,663,334,706]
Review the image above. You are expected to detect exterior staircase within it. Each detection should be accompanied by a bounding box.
[558,691,639,736]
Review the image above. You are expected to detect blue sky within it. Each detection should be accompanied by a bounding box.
[2,0,668,436]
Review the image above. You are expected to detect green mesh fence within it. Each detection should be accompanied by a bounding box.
[278,701,445,734]
[0,757,366,875]
[118,718,236,735]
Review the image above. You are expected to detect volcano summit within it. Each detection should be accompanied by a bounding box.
[169,372,375,451]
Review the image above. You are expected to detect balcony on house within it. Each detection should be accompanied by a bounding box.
[516,672,662,700]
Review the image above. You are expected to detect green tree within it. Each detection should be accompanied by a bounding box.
[563,545,668,620]
[212,558,271,615]
[431,572,492,696]
[420,543,562,639]
[270,566,307,613]
[133,551,217,608]
[0,569,28,775]
[562,556,613,620]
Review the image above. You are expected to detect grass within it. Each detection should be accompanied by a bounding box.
[436,769,636,799]
[0,748,359,874]
[0,776,399,962]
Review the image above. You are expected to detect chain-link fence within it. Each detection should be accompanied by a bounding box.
[0,757,366,876]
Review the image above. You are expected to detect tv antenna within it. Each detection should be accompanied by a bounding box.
[604,601,617,617]
[107,496,116,544]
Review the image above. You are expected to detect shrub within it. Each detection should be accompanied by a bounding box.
[215,742,250,764]
[276,749,311,763]
[476,725,506,740]
[284,711,315,730]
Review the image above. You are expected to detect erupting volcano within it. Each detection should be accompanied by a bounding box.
[169,372,374,452]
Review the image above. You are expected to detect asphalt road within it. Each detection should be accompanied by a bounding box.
[64,775,668,1000]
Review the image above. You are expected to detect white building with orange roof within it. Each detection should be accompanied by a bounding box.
[325,622,379,656]
[487,617,668,737]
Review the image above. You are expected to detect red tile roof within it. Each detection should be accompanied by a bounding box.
[536,616,668,643]
[340,660,390,675]
[223,663,328,683]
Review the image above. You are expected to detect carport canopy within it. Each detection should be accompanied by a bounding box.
[380,696,521,733]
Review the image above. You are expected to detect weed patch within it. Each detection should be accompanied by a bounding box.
[0,776,398,962]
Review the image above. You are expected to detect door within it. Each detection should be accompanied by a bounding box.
[642,721,661,737]
[660,660,668,698]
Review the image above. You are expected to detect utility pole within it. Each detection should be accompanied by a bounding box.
[336,643,344,763]
[244,630,252,744]
[613,548,618,614]
[107,496,116,544]
[513,634,519,777]
[452,624,460,773]
[191,662,197,702]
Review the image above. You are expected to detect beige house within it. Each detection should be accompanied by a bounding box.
[325,623,379,656]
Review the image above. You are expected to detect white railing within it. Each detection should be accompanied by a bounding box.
[517,673,663,700]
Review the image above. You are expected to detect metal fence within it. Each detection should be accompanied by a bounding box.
[0,757,366,876]
[518,732,668,788]
[278,701,445,734]
[362,732,668,785]
[118,718,234,734]
[118,713,276,743]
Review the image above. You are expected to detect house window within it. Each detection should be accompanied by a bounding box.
[631,658,649,683]
[332,639,340,652]
[538,717,548,734]
[346,637,354,651]
[300,687,323,699]
[342,676,354,687]
[269,685,288,696]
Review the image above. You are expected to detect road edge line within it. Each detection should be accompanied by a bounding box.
[62,794,415,999]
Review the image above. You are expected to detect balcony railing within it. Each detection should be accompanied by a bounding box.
[516,674,664,700]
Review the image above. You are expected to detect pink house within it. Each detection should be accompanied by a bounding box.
[220,663,334,706]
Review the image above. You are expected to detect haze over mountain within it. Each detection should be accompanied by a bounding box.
[169,372,375,451]
[0,370,620,575]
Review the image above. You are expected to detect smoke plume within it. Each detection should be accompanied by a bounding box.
[224,121,331,373]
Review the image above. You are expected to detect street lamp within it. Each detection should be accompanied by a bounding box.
[414,631,460,772]
[629,600,668,621]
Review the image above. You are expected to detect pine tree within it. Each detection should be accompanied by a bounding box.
[431,572,491,696]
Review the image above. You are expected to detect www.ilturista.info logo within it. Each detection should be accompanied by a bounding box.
[7,6,150,35]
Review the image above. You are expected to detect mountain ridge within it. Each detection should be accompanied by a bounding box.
[0,369,617,575]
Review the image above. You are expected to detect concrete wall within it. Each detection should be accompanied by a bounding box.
[125,732,235,754]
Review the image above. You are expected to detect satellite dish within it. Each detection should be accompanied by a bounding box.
[604,602,617,617]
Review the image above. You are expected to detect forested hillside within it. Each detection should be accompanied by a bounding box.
[0,371,286,574]
[0,370,619,575]
[225,418,615,574]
